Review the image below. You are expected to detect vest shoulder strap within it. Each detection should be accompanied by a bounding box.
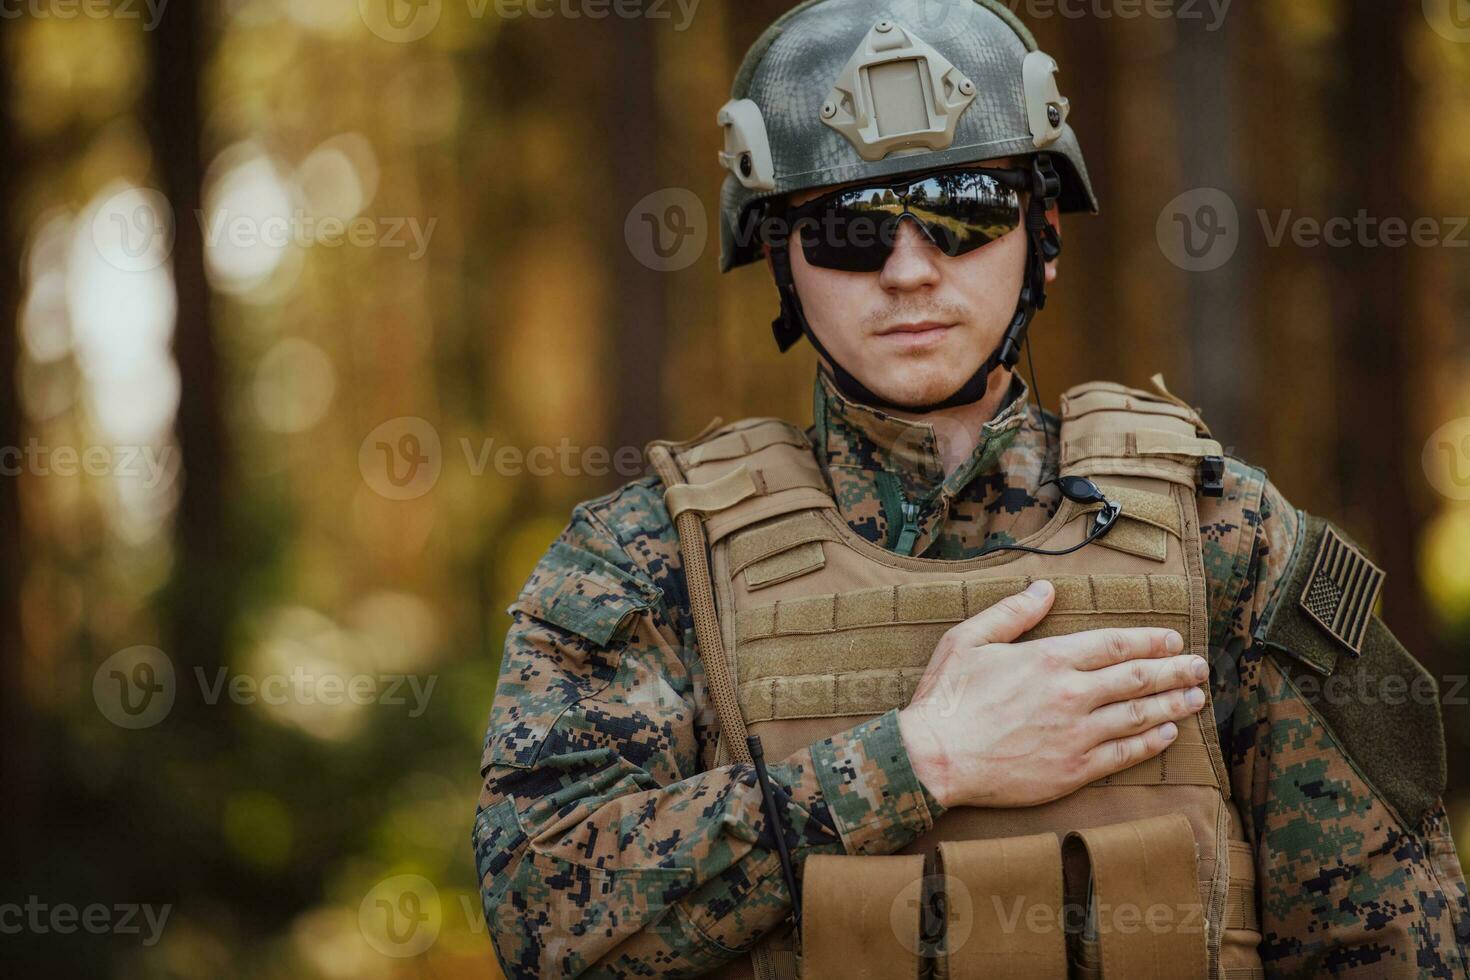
[646,418,836,544]
[1058,376,1223,488]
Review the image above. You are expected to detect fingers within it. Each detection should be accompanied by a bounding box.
[1084,653,1209,706]
[1079,722,1179,784]
[1087,686,1206,743]
[947,581,1056,648]
[1023,626,1183,671]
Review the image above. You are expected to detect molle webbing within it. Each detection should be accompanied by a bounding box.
[666,419,834,544]
[1061,381,1222,487]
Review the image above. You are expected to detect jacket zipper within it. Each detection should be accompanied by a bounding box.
[894,498,922,557]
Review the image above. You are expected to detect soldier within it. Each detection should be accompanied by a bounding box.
[473,1,1469,977]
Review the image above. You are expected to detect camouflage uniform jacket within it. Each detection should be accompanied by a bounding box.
[474,372,1470,978]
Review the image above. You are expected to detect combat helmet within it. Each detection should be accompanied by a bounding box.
[717,0,1100,412]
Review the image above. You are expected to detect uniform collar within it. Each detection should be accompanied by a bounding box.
[812,369,1032,504]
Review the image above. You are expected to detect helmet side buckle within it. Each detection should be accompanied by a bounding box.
[1024,51,1071,149]
[718,99,776,192]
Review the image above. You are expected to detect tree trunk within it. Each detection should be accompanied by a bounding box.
[605,18,667,468]
[0,28,29,820]
[147,2,237,711]
[1174,4,1246,438]
[1330,1,1435,668]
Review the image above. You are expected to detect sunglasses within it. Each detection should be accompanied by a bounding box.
[778,166,1029,273]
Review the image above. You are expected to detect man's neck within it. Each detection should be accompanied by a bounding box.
[885,367,1016,478]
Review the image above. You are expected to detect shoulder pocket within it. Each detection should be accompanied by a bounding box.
[1262,515,1447,828]
[510,540,662,647]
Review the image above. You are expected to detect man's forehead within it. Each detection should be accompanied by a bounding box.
[786,156,1024,208]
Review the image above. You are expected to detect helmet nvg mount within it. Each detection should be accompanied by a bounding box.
[716,0,1099,414]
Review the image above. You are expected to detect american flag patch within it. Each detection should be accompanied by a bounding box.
[1298,528,1385,656]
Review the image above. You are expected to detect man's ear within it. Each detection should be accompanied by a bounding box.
[1044,207,1062,285]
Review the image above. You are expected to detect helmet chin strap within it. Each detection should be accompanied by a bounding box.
[771,156,1064,415]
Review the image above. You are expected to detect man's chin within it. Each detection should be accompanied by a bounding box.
[862,370,983,412]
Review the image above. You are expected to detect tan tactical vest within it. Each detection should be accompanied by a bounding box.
[646,381,1264,980]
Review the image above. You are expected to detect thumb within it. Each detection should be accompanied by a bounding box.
[952,581,1055,647]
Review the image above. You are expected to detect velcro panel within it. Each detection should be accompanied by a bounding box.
[728,512,841,574]
[1064,815,1208,980]
[1092,521,1168,562]
[938,834,1067,980]
[704,490,836,544]
[1100,485,1183,534]
[744,541,826,590]
[801,854,925,980]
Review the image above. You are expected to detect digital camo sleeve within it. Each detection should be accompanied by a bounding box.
[1204,460,1470,978]
[472,478,940,978]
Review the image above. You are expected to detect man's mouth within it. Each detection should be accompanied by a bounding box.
[876,321,957,346]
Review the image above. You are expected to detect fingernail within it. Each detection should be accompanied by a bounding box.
[1166,631,1184,654]
[1161,723,1178,741]
[1025,581,1052,600]
[1191,657,1208,680]
[1186,688,1205,708]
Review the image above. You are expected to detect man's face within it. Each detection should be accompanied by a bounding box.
[775,158,1060,411]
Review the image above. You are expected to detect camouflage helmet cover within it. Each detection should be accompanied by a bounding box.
[718,0,1099,272]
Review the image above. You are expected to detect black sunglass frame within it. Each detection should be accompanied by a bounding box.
[772,165,1032,271]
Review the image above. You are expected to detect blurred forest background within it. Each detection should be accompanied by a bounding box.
[2,0,1468,976]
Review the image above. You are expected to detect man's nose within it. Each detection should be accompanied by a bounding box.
[879,216,943,291]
